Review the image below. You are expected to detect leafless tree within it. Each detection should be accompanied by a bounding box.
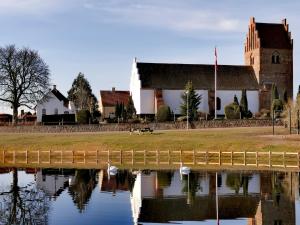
[0,168,50,225]
[0,45,50,124]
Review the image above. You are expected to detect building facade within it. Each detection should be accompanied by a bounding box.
[36,85,75,123]
[130,17,293,116]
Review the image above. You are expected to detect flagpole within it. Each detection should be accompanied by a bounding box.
[214,47,217,119]
[216,172,219,225]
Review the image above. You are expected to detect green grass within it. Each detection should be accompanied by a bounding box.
[0,127,299,152]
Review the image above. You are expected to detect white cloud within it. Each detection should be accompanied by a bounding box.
[84,0,245,33]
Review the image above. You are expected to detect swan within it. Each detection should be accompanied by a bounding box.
[179,162,190,175]
[107,162,118,177]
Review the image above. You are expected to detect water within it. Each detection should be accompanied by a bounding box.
[0,168,299,225]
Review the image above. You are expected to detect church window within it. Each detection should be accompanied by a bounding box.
[272,51,280,64]
[216,97,221,110]
[64,111,69,114]
[42,108,46,115]
[54,108,58,115]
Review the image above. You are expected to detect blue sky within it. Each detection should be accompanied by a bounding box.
[0,0,299,113]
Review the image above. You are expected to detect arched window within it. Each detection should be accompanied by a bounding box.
[54,108,58,115]
[250,54,254,65]
[217,97,221,110]
[42,108,46,115]
[272,51,280,64]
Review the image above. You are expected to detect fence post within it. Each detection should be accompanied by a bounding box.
[298,110,300,135]
[157,150,159,165]
[168,149,170,165]
[269,151,271,168]
[289,108,292,135]
[205,150,208,165]
[256,151,258,167]
[180,149,182,163]
[120,150,122,165]
[193,149,196,165]
[244,151,246,166]
[231,151,233,166]
[298,152,300,169]
[13,150,15,164]
[219,150,221,166]
[283,152,286,168]
[72,150,74,163]
[272,110,275,135]
[26,150,28,164]
[132,149,134,165]
[144,150,146,165]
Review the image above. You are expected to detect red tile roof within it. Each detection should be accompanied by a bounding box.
[100,90,130,107]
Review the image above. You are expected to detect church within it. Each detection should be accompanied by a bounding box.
[130,17,293,116]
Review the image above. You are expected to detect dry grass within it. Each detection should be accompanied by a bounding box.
[0,127,299,152]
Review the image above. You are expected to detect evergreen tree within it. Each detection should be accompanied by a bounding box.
[234,95,239,105]
[126,95,136,119]
[240,89,252,118]
[115,102,121,119]
[240,89,248,113]
[271,83,279,103]
[180,81,202,121]
[282,89,288,104]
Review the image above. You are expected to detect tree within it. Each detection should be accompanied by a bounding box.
[157,105,171,122]
[0,45,50,124]
[282,89,288,104]
[271,83,279,102]
[126,95,136,119]
[68,73,99,122]
[0,168,50,224]
[234,95,239,105]
[180,81,202,121]
[240,89,252,118]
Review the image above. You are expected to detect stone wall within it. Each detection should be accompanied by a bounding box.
[0,119,282,133]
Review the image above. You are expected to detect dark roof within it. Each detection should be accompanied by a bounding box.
[139,195,260,223]
[51,89,69,107]
[256,23,292,49]
[100,90,130,107]
[137,62,259,90]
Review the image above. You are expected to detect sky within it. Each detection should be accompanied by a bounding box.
[0,0,299,113]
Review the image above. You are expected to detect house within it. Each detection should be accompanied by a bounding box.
[130,17,293,116]
[36,85,76,123]
[99,87,130,119]
[18,110,37,124]
[0,113,12,124]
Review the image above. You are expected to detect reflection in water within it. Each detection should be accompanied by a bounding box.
[0,168,50,225]
[0,168,299,225]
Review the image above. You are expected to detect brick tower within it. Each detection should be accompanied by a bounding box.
[244,17,293,110]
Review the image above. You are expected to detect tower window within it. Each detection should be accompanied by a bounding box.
[54,108,58,115]
[272,51,280,64]
[42,108,46,115]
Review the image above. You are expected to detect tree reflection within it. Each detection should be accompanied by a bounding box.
[68,169,97,213]
[181,173,200,205]
[226,173,251,195]
[0,168,50,225]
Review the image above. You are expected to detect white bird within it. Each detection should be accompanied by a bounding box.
[179,162,191,176]
[107,162,118,177]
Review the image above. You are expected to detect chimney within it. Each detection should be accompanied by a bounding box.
[112,87,115,92]
[53,85,57,90]
[282,18,287,26]
[250,17,255,24]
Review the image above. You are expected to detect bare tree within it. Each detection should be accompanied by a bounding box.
[0,45,50,124]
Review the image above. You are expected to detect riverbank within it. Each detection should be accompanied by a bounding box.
[1,127,298,152]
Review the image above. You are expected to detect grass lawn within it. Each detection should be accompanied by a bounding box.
[0,127,299,152]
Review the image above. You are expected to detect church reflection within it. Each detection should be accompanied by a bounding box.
[0,167,298,225]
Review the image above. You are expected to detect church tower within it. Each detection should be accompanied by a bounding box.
[244,17,293,110]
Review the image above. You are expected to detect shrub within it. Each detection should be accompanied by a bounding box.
[157,105,171,122]
[77,109,91,124]
[224,102,241,119]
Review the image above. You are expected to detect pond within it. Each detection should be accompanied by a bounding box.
[0,167,299,225]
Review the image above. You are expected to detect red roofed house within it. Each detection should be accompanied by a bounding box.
[99,87,130,119]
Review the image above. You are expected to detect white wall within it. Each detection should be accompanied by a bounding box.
[216,90,259,115]
[163,90,209,114]
[36,92,75,122]
[130,59,141,114]
[140,90,155,114]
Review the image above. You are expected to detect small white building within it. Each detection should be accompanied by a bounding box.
[130,59,259,116]
[36,85,75,123]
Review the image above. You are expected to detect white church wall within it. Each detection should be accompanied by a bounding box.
[217,90,259,115]
[163,90,209,114]
[130,59,141,114]
[140,90,155,114]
